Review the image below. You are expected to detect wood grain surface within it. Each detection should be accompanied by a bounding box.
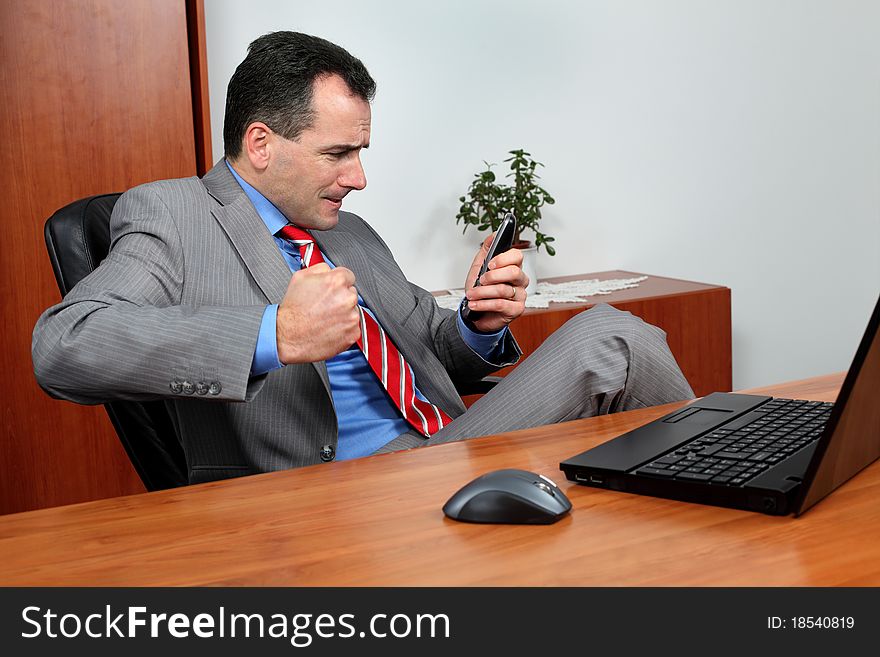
[0,0,206,515]
[3,373,876,587]
[185,0,212,175]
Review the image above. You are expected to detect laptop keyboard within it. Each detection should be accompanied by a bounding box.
[635,399,833,486]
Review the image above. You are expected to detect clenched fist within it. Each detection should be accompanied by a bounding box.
[276,263,361,363]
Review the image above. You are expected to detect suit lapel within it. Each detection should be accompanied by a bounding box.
[313,223,418,363]
[315,222,461,407]
[312,227,383,319]
[202,162,290,304]
[213,196,292,303]
[200,162,332,396]
[315,226,458,412]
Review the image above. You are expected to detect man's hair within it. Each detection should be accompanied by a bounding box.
[223,31,376,159]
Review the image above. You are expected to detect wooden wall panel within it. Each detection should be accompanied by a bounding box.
[186,0,213,174]
[0,0,204,514]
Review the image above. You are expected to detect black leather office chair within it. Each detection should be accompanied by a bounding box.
[43,194,498,490]
[44,194,188,491]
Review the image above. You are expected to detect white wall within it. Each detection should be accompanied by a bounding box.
[204,0,880,389]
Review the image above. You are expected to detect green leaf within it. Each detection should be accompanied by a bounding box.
[455,149,556,246]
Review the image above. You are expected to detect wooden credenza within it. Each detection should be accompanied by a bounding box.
[454,270,731,403]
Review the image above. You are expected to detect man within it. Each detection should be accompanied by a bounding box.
[33,32,693,484]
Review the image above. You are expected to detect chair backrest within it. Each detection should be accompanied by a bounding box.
[43,194,188,490]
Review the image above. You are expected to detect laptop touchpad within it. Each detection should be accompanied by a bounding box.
[663,407,733,424]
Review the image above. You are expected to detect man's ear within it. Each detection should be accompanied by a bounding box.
[242,122,273,172]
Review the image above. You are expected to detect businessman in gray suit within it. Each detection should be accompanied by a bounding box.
[32,32,693,484]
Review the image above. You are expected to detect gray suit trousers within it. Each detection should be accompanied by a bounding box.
[375,303,695,453]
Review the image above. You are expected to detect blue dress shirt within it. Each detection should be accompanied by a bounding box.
[226,161,505,459]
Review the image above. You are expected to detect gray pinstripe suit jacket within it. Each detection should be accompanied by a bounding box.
[33,162,521,483]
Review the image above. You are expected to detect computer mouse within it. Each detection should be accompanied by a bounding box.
[442,468,572,524]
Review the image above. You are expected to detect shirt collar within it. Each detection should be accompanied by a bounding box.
[225,159,290,236]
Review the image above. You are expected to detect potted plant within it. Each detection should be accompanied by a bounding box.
[456,149,555,295]
[455,149,556,254]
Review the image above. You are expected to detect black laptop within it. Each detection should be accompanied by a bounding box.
[560,295,880,516]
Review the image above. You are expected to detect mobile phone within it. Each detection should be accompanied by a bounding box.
[461,212,518,322]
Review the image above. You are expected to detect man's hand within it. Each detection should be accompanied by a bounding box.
[276,263,361,364]
[463,232,529,333]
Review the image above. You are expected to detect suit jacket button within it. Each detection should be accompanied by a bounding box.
[195,381,208,395]
[208,382,222,395]
[181,380,195,395]
[320,445,335,462]
[169,380,182,394]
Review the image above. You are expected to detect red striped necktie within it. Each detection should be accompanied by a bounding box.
[278,225,453,437]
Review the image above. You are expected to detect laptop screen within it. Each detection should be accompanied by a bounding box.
[795,296,880,515]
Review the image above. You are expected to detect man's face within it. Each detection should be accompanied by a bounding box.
[260,74,371,230]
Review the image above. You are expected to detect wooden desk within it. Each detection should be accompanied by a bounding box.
[453,270,731,400]
[1,373,877,586]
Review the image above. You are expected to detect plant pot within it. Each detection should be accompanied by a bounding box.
[515,242,538,297]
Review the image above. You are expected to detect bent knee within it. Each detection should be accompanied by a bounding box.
[566,303,663,340]
[578,303,634,324]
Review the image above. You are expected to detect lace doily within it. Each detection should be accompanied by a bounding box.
[433,275,649,310]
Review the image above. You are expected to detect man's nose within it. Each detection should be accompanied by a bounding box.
[340,155,367,191]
